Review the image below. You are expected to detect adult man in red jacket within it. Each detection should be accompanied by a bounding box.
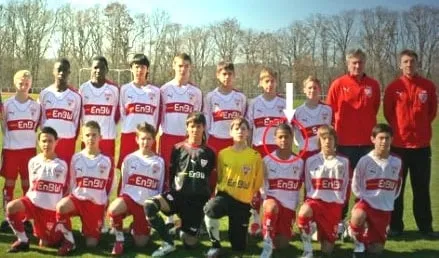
[384,49,437,238]
[326,49,381,238]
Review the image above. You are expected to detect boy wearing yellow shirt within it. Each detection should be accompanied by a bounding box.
[204,117,263,257]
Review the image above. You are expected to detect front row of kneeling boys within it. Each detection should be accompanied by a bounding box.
[5,112,401,258]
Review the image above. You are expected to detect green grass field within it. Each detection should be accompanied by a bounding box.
[0,93,437,257]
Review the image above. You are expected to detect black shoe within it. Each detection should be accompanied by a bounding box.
[7,240,29,253]
[24,221,33,234]
[387,229,403,237]
[420,230,439,239]
[0,220,12,233]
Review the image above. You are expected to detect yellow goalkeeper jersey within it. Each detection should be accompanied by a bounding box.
[216,146,263,204]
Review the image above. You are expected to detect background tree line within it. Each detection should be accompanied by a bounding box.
[0,0,438,98]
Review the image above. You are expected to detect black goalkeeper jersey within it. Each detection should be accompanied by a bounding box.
[169,141,216,198]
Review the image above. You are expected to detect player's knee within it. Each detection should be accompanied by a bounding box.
[203,199,222,219]
[180,231,198,249]
[133,235,149,247]
[85,237,98,247]
[263,199,278,213]
[351,207,366,223]
[6,200,19,214]
[144,199,160,219]
[298,203,312,217]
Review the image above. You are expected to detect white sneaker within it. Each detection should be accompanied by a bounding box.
[260,237,273,258]
[152,242,176,257]
[337,221,347,241]
[353,241,365,253]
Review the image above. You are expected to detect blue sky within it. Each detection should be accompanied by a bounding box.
[5,0,439,30]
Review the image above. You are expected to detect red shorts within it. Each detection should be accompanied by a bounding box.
[21,197,62,245]
[120,194,150,236]
[207,135,232,155]
[69,195,105,239]
[263,197,296,239]
[354,200,391,244]
[253,144,277,158]
[1,148,36,180]
[306,199,342,243]
[55,138,77,167]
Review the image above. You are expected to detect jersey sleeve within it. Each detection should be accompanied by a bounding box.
[203,93,212,135]
[119,85,127,124]
[195,88,203,112]
[246,98,255,129]
[351,158,365,199]
[158,157,166,194]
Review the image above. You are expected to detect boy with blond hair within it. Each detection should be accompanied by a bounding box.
[1,70,41,232]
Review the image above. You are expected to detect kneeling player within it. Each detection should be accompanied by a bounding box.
[204,117,263,257]
[55,121,115,256]
[349,124,402,257]
[260,123,304,258]
[144,112,216,257]
[108,122,165,255]
[6,127,68,252]
[297,125,349,257]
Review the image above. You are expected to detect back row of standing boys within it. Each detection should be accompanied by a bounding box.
[0,48,436,257]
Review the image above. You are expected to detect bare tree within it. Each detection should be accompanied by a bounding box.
[327,10,357,70]
[401,5,439,78]
[211,18,242,62]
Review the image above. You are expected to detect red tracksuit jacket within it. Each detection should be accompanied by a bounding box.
[383,75,437,148]
[326,74,380,146]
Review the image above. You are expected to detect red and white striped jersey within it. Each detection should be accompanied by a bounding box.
[263,151,304,210]
[119,82,160,133]
[293,103,332,152]
[79,81,119,139]
[70,151,115,205]
[120,151,165,206]
[352,151,402,211]
[204,88,246,139]
[160,80,202,136]
[304,152,349,204]
[246,95,286,146]
[2,97,40,150]
[39,86,81,139]
[26,155,69,211]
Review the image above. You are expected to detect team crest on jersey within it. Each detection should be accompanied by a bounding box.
[391,166,399,175]
[54,165,64,177]
[127,95,134,100]
[75,167,83,174]
[98,163,108,174]
[364,86,372,97]
[418,91,428,103]
[277,105,284,114]
[67,98,74,107]
[242,165,251,175]
[292,165,301,174]
[104,92,112,101]
[167,93,173,99]
[30,107,37,117]
[152,163,160,174]
[189,93,195,104]
[149,92,156,101]
[8,110,14,115]
[200,159,208,168]
[256,108,263,114]
[322,112,329,122]
[234,98,241,107]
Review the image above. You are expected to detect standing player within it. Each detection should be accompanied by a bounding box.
[297,125,349,258]
[118,54,160,169]
[260,123,304,258]
[79,56,119,160]
[159,53,202,228]
[349,124,402,257]
[246,67,286,235]
[1,70,41,232]
[108,122,165,255]
[6,127,68,252]
[39,58,81,168]
[384,49,438,237]
[204,117,263,258]
[144,112,216,257]
[204,61,246,153]
[293,76,332,160]
[55,121,115,256]
[326,49,380,237]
